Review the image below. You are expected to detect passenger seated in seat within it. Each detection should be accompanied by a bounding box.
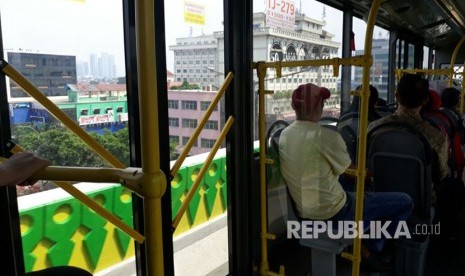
[279,83,413,263]
[441,87,465,143]
[368,74,450,199]
[344,84,382,120]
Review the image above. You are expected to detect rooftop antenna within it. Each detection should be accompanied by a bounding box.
[322,5,326,22]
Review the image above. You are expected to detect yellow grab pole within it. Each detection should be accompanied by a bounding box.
[135,0,167,275]
[171,72,234,177]
[449,36,465,87]
[256,62,269,275]
[461,69,465,113]
[352,0,380,276]
[0,63,124,169]
[172,116,234,229]
[9,144,145,243]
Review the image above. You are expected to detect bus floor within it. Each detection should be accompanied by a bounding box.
[268,234,465,276]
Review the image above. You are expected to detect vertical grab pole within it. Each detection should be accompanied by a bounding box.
[257,62,270,275]
[135,0,167,275]
[449,36,465,87]
[352,0,380,275]
[461,68,465,113]
[449,36,465,112]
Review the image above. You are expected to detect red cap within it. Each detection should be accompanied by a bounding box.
[291,83,331,111]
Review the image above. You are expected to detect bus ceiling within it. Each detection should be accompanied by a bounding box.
[317,0,465,50]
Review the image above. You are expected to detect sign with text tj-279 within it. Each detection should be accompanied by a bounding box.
[266,0,296,31]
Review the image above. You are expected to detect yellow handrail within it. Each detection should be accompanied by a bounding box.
[135,0,167,274]
[449,36,465,87]
[171,72,234,177]
[395,68,453,81]
[10,146,145,243]
[352,1,381,275]
[172,116,235,230]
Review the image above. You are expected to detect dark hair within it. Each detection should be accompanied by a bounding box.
[351,85,379,111]
[396,74,429,108]
[441,87,460,108]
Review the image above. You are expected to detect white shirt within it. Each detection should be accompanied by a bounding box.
[279,120,351,220]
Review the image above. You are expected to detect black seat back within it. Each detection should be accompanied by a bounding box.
[367,121,433,225]
[266,124,290,238]
[337,112,371,163]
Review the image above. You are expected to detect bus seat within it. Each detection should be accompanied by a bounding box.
[367,121,433,226]
[375,106,394,117]
[439,107,465,144]
[423,112,464,180]
[266,124,352,276]
[337,112,363,163]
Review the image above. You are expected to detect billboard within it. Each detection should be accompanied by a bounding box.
[184,1,205,26]
[265,0,296,31]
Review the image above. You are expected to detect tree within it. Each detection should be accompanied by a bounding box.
[170,81,200,90]
[12,124,179,166]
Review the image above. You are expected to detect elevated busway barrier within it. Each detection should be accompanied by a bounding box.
[253,1,382,275]
[3,143,232,273]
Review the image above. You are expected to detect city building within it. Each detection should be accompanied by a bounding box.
[353,38,390,99]
[88,52,116,79]
[5,51,77,100]
[168,34,219,89]
[353,38,415,100]
[167,90,222,156]
[169,11,341,122]
[9,83,128,134]
[76,61,89,77]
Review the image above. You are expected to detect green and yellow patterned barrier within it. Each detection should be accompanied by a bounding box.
[19,153,228,274]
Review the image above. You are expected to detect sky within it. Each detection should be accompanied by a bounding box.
[0,0,388,76]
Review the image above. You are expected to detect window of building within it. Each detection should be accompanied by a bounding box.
[168,117,179,127]
[93,108,101,114]
[204,120,218,130]
[168,100,179,109]
[116,106,124,112]
[169,135,179,144]
[182,118,198,128]
[182,136,198,146]
[200,101,218,111]
[80,109,89,116]
[181,100,197,110]
[201,138,216,148]
[105,108,113,113]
